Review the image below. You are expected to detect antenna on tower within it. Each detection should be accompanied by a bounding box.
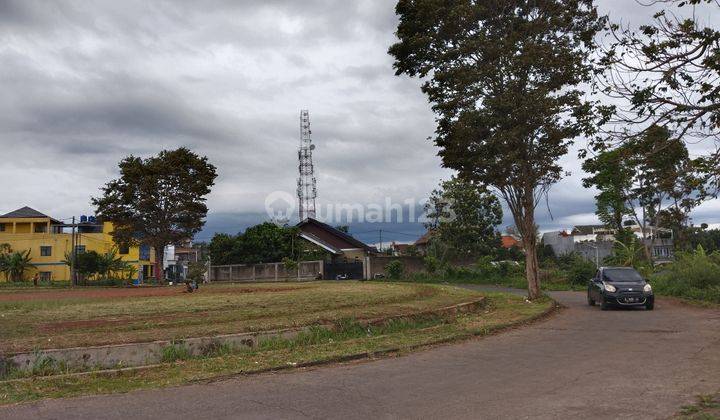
[297,110,317,220]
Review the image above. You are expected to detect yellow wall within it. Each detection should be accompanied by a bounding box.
[0,220,155,282]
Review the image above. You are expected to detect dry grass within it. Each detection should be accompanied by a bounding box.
[0,292,554,405]
[0,281,480,353]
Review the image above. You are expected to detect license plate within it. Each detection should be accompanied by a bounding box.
[627,297,636,303]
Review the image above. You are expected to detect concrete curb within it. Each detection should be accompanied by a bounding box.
[1,297,486,378]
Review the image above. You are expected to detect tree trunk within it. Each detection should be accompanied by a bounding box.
[522,220,541,300]
[154,246,164,284]
[508,191,542,300]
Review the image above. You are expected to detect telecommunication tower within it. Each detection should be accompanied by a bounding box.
[297,110,317,220]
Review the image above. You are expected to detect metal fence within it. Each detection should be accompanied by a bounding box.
[209,260,323,282]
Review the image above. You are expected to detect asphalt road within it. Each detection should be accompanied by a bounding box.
[2,287,720,419]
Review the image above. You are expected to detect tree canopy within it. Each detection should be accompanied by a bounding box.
[424,177,502,259]
[93,147,217,282]
[583,125,705,260]
[390,0,605,298]
[208,223,326,265]
[597,0,720,188]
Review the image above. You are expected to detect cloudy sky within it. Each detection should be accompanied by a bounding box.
[1,0,719,245]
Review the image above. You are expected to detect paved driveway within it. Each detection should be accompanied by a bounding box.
[2,288,719,419]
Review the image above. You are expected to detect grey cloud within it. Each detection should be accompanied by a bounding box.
[1,0,717,244]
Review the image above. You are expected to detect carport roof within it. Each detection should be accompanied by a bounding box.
[298,232,343,255]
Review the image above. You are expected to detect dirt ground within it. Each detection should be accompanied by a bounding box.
[0,284,306,302]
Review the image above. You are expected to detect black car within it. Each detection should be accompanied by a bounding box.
[587,267,654,310]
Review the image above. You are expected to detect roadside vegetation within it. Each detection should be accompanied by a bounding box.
[652,247,720,305]
[393,246,593,292]
[0,292,554,405]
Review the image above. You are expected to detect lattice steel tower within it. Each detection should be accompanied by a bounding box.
[297,110,317,220]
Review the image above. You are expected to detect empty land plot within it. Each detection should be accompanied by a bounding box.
[0,281,482,353]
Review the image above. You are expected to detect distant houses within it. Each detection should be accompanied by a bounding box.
[542,223,674,264]
[0,206,156,282]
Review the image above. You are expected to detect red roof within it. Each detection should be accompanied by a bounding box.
[501,235,520,249]
[414,230,434,246]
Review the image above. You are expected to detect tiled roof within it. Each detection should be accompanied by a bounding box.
[0,206,51,219]
[296,218,372,251]
[414,230,434,245]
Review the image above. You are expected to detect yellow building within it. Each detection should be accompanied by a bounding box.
[0,206,155,282]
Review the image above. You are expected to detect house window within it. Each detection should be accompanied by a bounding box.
[40,246,52,256]
[75,245,86,254]
[39,272,52,282]
[139,245,150,261]
[119,245,130,255]
[34,224,47,233]
[653,247,671,258]
[0,224,5,232]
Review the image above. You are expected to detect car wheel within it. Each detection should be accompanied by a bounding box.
[600,299,609,311]
[645,300,654,310]
[587,294,595,306]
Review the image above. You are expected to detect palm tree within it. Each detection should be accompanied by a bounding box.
[611,240,645,268]
[97,248,130,279]
[2,250,35,282]
[0,243,11,281]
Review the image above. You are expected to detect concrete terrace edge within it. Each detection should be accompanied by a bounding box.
[0,295,562,388]
[1,297,487,375]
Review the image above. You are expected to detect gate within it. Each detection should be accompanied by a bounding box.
[324,261,364,280]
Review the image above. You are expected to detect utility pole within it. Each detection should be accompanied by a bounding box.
[70,216,76,286]
[587,243,599,269]
[379,229,383,253]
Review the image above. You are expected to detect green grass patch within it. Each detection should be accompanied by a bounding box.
[678,393,720,419]
[396,272,584,292]
[160,342,193,363]
[0,292,553,405]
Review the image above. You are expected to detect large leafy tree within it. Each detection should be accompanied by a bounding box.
[688,226,720,253]
[424,177,502,260]
[93,148,217,282]
[582,148,633,234]
[598,0,720,186]
[583,125,705,261]
[390,0,605,299]
[208,223,327,265]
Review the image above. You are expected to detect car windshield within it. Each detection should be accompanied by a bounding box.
[603,268,643,282]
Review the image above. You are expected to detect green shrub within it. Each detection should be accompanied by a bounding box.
[423,255,439,274]
[495,261,524,277]
[187,262,207,283]
[651,246,720,303]
[29,351,67,377]
[281,257,298,271]
[161,342,192,362]
[385,260,405,279]
[564,255,596,286]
